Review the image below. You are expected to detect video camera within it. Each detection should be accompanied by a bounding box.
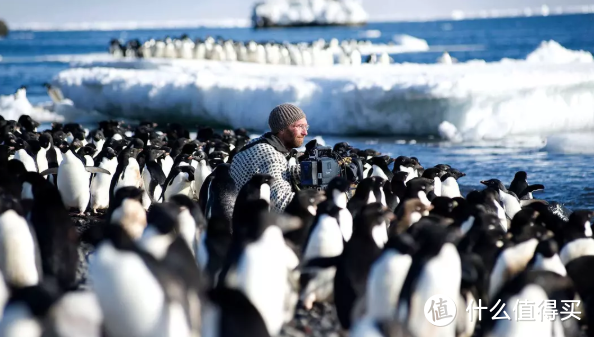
[298,139,364,190]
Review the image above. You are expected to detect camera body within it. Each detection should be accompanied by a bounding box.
[299,145,342,190]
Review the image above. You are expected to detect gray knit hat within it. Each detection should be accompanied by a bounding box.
[268,103,306,133]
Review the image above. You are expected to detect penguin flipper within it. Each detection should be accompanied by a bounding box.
[39,167,59,176]
[85,166,111,175]
[299,256,341,271]
[521,184,545,197]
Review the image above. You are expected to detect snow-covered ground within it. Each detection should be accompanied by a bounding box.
[2,40,594,154]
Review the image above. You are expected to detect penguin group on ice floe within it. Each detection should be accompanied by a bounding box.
[109,35,396,66]
[0,106,592,337]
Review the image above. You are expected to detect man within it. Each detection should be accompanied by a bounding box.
[230,103,308,212]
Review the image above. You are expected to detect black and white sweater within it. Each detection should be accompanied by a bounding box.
[230,133,300,213]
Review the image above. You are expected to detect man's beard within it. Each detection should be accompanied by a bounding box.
[291,137,304,148]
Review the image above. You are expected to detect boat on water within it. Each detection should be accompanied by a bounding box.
[251,0,368,29]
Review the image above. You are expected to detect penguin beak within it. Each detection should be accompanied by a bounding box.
[480,180,488,185]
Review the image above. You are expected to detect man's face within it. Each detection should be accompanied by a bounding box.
[278,118,308,149]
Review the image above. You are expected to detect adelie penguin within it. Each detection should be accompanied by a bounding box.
[39,141,111,215]
[299,202,345,310]
[109,146,143,200]
[161,154,196,202]
[508,171,545,200]
[90,147,119,213]
[140,147,167,207]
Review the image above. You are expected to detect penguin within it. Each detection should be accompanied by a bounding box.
[90,147,119,213]
[140,147,167,207]
[0,208,42,288]
[169,194,207,259]
[508,171,545,200]
[43,82,65,104]
[203,164,237,225]
[21,172,80,291]
[13,144,37,173]
[87,130,106,157]
[137,202,183,259]
[88,224,201,337]
[40,142,111,215]
[480,179,524,220]
[368,156,394,181]
[392,156,418,183]
[219,199,300,336]
[441,172,462,198]
[109,147,143,199]
[394,199,434,235]
[365,233,418,322]
[193,150,212,201]
[396,223,461,337]
[299,202,344,310]
[331,203,394,329]
[232,174,275,234]
[107,187,147,240]
[162,165,196,202]
[347,177,381,220]
[326,177,353,242]
[421,168,443,197]
[204,286,271,337]
[283,189,327,254]
[559,210,594,265]
[28,139,48,174]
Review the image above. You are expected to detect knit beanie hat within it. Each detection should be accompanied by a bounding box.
[268,103,306,133]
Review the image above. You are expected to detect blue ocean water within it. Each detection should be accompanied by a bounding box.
[0,14,593,208]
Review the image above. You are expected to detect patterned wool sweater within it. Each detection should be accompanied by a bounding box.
[230,133,300,213]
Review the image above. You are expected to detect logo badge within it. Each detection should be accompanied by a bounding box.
[424,295,457,326]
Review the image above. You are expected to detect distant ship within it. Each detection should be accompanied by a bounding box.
[251,0,368,29]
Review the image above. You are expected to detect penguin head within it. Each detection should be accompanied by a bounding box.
[43,82,51,89]
[128,137,145,150]
[392,156,415,173]
[567,210,594,237]
[369,155,393,168]
[287,189,326,216]
[181,141,199,156]
[39,132,53,149]
[241,174,275,205]
[52,131,66,145]
[448,168,466,180]
[147,202,181,235]
[480,179,507,192]
[514,171,528,181]
[17,115,40,133]
[193,149,208,162]
[434,164,451,172]
[147,147,165,161]
[104,147,117,160]
[176,153,194,166]
[410,157,424,174]
[69,139,83,153]
[354,202,394,235]
[169,194,207,229]
[422,167,443,179]
[406,177,434,199]
[79,144,96,157]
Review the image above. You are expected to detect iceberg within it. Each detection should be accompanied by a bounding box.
[51,40,594,140]
[252,0,368,28]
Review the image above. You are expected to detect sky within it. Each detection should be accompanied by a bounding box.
[2,0,594,26]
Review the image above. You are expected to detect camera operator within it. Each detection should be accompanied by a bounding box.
[230,103,308,212]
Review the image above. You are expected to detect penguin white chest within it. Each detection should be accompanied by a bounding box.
[116,160,142,191]
[58,152,91,212]
[91,158,118,211]
[237,226,291,336]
